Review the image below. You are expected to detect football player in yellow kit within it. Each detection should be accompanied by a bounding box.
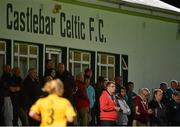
[29,79,76,126]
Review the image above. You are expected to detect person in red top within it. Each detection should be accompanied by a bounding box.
[133,88,153,126]
[74,73,90,126]
[100,81,120,126]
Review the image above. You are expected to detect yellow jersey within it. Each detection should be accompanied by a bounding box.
[30,94,76,126]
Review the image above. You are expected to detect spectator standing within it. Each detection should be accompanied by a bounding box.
[10,67,29,126]
[23,68,42,126]
[116,86,131,125]
[0,64,13,126]
[74,73,90,126]
[94,76,105,125]
[159,82,169,107]
[149,89,168,126]
[100,81,120,126]
[167,80,178,101]
[56,63,75,105]
[9,67,23,125]
[133,88,153,126]
[126,81,136,126]
[85,77,96,125]
[167,91,180,125]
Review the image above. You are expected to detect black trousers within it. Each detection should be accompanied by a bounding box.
[100,120,116,126]
[128,111,134,126]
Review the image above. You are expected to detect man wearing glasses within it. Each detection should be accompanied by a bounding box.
[99,81,120,126]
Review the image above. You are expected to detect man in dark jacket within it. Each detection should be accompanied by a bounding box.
[56,63,75,104]
[166,80,178,101]
[0,65,12,95]
[167,91,180,125]
[0,64,13,126]
[127,81,137,126]
[56,63,76,125]
[10,67,29,126]
[23,68,41,126]
[149,89,168,126]
[9,67,22,126]
[94,76,105,125]
[159,82,169,107]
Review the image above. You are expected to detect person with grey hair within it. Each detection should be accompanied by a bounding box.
[133,88,153,126]
[23,68,42,126]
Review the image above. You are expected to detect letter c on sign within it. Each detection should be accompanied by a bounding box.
[7,3,13,29]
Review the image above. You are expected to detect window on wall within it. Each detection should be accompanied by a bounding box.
[122,56,128,70]
[69,50,91,76]
[0,41,6,75]
[14,43,39,78]
[97,53,115,81]
[45,47,62,69]
[122,55,128,86]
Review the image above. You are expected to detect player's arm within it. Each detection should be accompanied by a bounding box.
[29,99,41,121]
[29,110,41,121]
[66,116,74,122]
[65,101,76,123]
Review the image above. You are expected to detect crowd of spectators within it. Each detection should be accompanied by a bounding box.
[0,61,180,126]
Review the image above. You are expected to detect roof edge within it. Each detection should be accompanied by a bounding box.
[107,0,180,16]
[54,0,180,23]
